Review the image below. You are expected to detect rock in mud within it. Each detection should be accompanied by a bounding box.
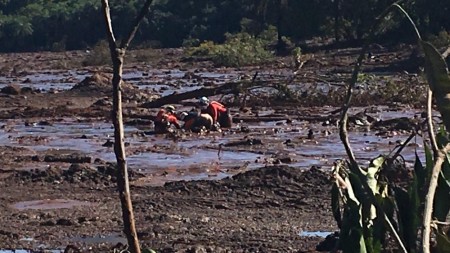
[44,154,92,163]
[223,138,263,147]
[372,117,418,131]
[1,84,21,95]
[14,166,63,182]
[56,218,74,226]
[93,97,112,106]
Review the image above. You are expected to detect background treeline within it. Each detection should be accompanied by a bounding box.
[0,0,449,52]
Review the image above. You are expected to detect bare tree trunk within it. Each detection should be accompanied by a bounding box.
[100,1,153,252]
[111,48,141,253]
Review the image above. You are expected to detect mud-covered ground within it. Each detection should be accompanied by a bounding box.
[0,45,429,252]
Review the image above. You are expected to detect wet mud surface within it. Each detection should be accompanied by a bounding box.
[0,46,432,252]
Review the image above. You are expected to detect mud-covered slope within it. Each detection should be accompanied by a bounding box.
[0,165,335,252]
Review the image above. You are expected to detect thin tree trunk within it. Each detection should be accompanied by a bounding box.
[111,49,141,253]
[422,144,450,253]
[101,1,154,252]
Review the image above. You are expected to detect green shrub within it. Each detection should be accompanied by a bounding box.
[331,4,450,253]
[186,30,275,67]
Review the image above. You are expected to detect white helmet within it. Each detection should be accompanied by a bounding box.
[198,97,209,106]
[165,105,176,113]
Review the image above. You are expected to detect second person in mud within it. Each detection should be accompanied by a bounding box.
[180,111,213,133]
[198,97,232,129]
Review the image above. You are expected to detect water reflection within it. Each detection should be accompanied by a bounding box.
[0,108,427,182]
[299,231,333,238]
[11,199,93,210]
[0,68,429,169]
[71,234,126,245]
[0,250,62,253]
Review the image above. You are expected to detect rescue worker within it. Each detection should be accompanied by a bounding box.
[180,110,213,133]
[154,105,181,133]
[198,97,232,129]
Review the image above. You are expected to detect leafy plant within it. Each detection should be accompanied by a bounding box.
[332,3,450,253]
[185,29,275,67]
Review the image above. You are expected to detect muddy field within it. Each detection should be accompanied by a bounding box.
[0,45,431,252]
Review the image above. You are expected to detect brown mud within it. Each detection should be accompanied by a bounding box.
[0,45,429,252]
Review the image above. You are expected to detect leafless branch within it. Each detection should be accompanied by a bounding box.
[427,88,439,157]
[433,220,450,226]
[339,7,394,168]
[120,0,154,49]
[101,0,117,49]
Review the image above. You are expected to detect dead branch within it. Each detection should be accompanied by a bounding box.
[232,115,330,123]
[427,88,439,157]
[142,80,268,108]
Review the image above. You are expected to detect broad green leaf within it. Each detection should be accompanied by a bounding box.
[368,195,388,253]
[340,199,367,253]
[437,127,450,148]
[347,174,362,205]
[420,40,450,132]
[414,152,426,196]
[332,183,343,229]
[366,156,385,194]
[434,157,450,221]
[436,229,450,253]
[394,185,419,253]
[424,142,434,181]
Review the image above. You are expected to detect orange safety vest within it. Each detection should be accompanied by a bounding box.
[155,109,180,128]
[205,101,227,123]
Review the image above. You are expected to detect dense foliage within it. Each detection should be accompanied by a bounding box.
[0,0,449,52]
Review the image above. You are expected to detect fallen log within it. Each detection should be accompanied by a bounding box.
[232,115,332,123]
[141,73,266,108]
[44,154,92,163]
[141,81,245,108]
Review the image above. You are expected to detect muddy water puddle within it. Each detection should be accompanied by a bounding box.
[299,231,333,238]
[0,234,125,252]
[11,199,93,210]
[0,250,62,253]
[0,68,242,94]
[0,108,426,183]
[1,69,428,180]
[0,70,90,92]
[71,233,126,245]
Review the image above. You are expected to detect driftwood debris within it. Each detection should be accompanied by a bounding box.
[142,81,246,108]
[232,115,331,123]
[142,71,265,108]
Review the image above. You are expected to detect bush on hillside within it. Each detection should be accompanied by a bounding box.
[186,28,277,67]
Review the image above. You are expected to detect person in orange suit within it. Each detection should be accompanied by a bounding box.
[154,105,181,133]
[180,110,213,133]
[198,97,232,129]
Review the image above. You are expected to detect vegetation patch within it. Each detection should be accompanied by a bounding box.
[228,76,428,108]
[186,29,277,67]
